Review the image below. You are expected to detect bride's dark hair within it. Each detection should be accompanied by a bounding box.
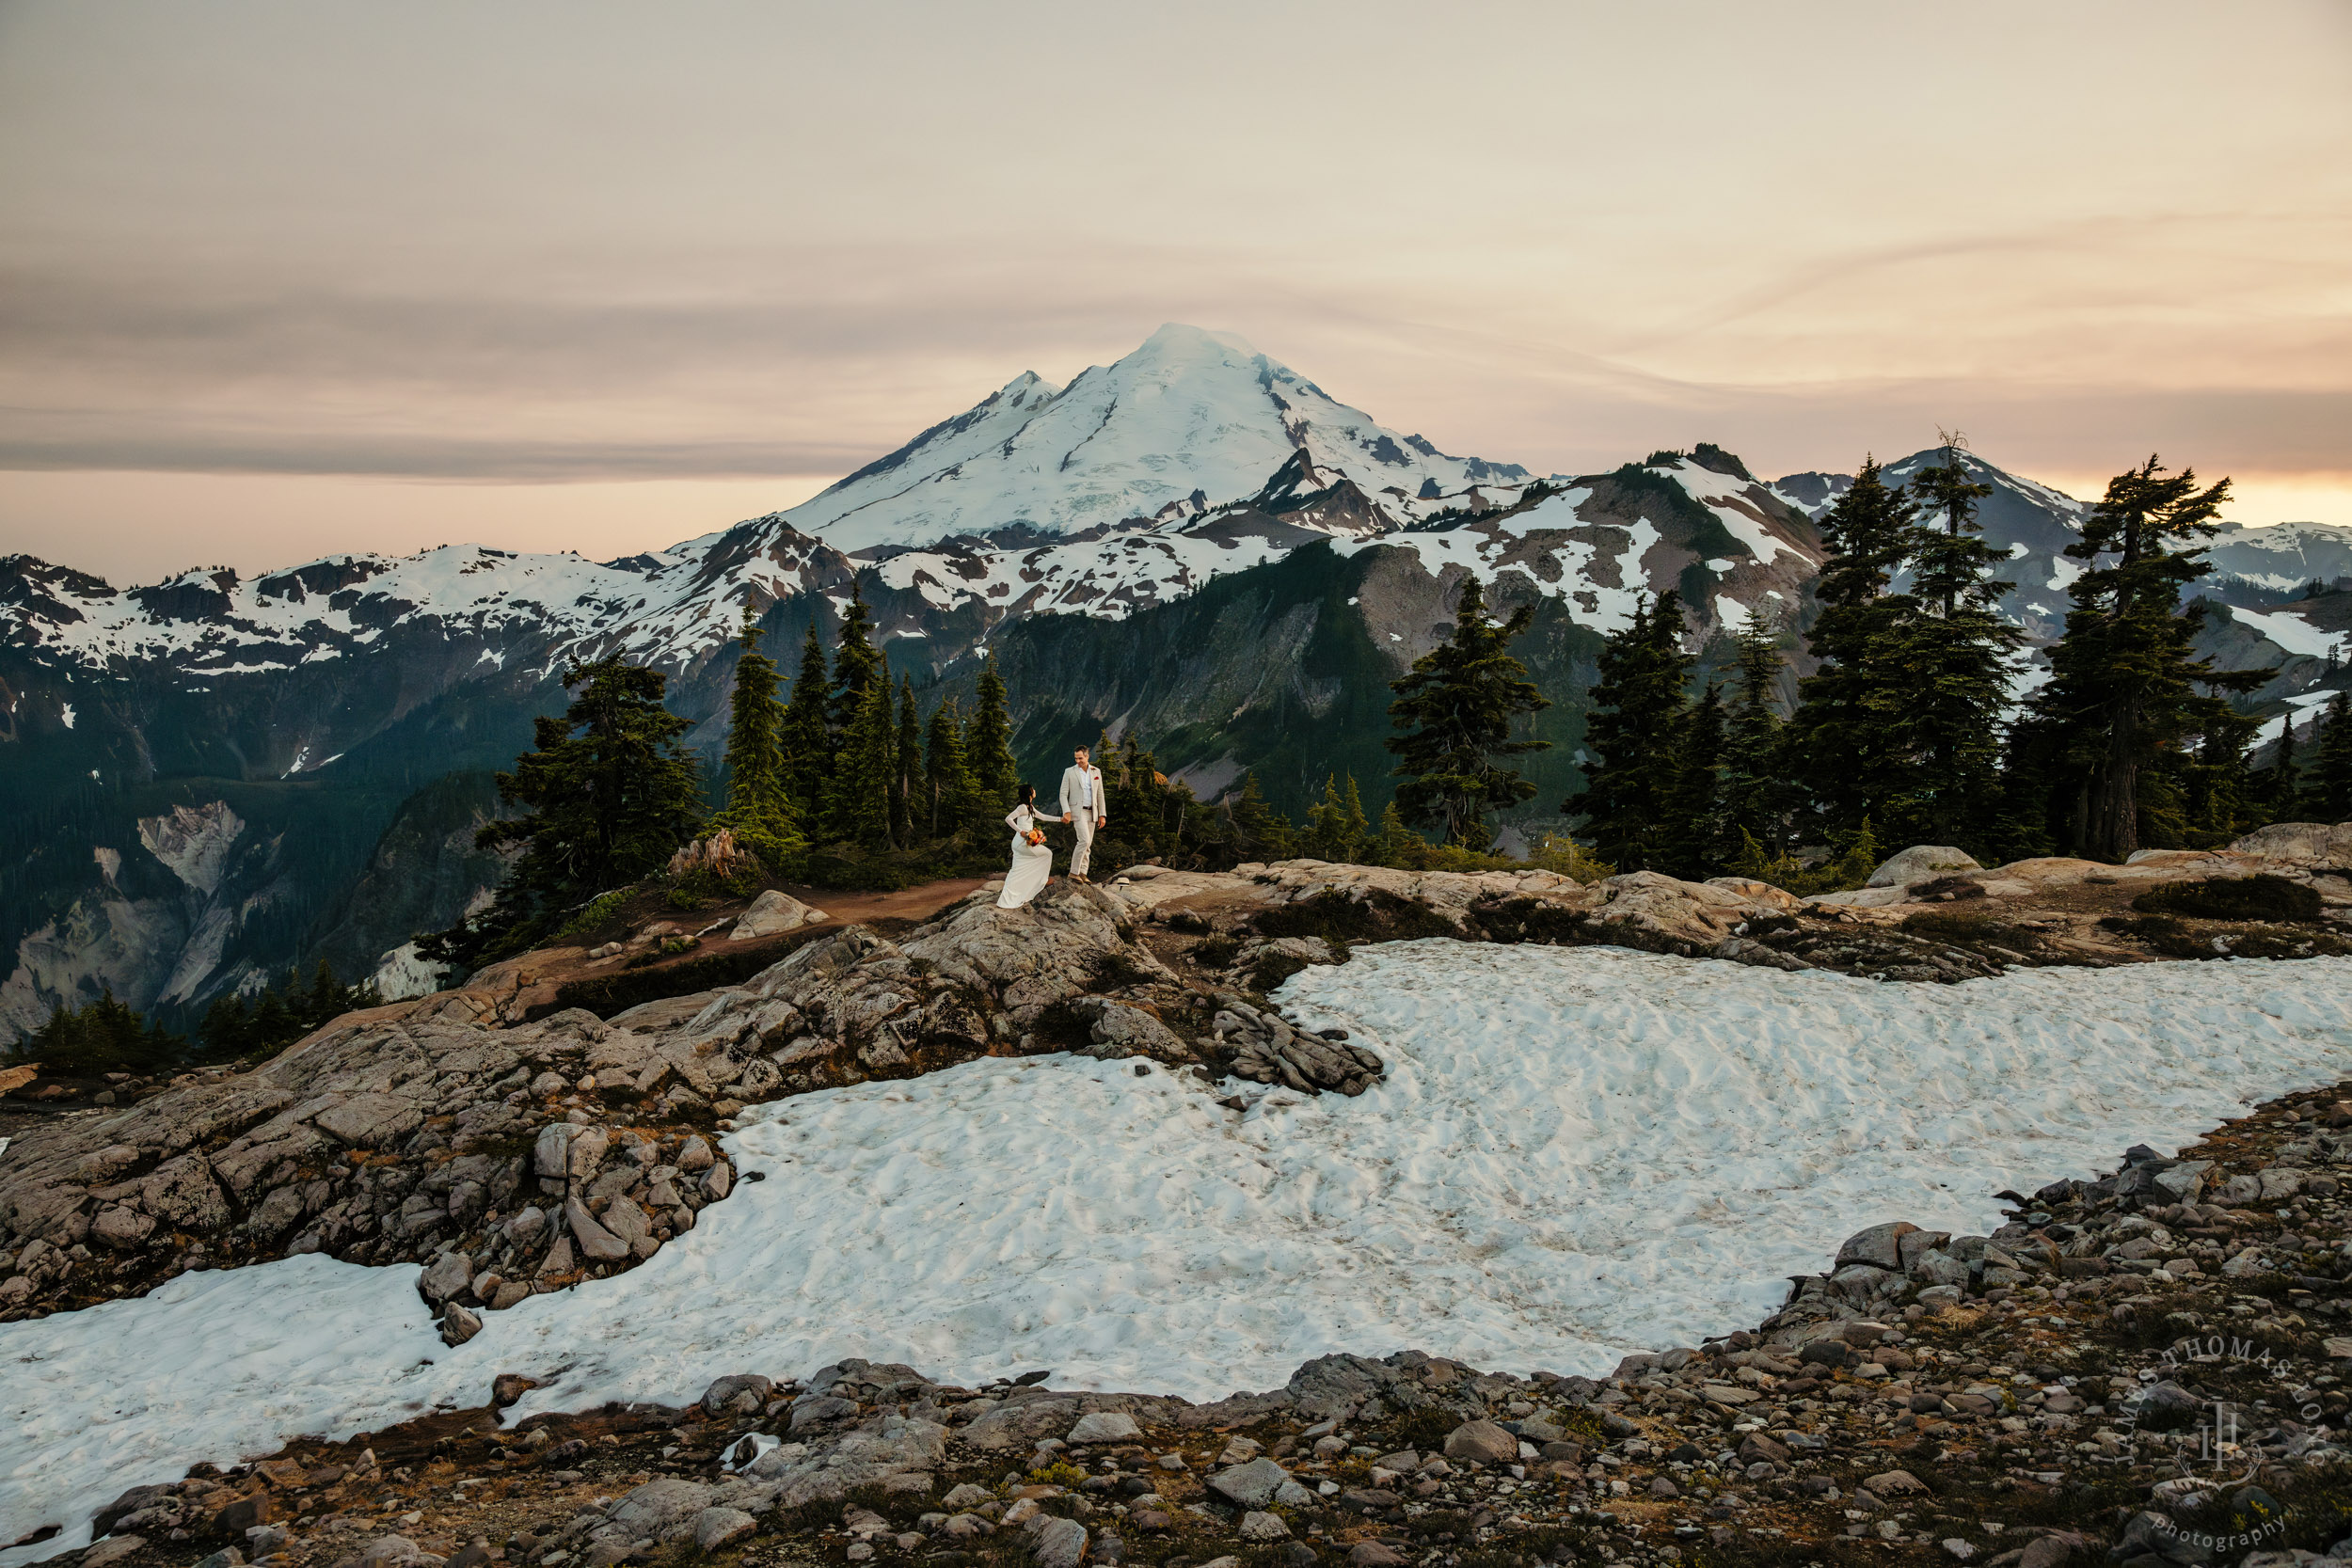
[1015,784,1037,808]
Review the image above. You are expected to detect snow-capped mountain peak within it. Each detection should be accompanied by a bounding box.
[744,324,1530,555]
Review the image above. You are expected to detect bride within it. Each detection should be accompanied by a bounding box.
[995,784,1062,909]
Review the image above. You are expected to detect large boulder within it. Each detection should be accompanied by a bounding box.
[1867,846,1983,888]
[1835,1221,1919,1272]
[2227,821,2352,865]
[732,889,827,941]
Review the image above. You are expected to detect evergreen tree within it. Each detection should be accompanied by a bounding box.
[781,622,833,815]
[420,657,703,967]
[197,991,252,1062]
[1385,574,1551,847]
[967,654,1020,813]
[1719,614,1788,852]
[1873,442,2022,846]
[2029,457,2270,860]
[247,983,295,1054]
[891,675,922,848]
[1303,773,1373,863]
[1370,800,1424,868]
[714,611,805,870]
[824,667,897,850]
[1784,458,1918,837]
[303,959,342,1026]
[1104,733,1179,862]
[1661,683,1727,879]
[827,584,882,740]
[1226,772,1297,861]
[923,699,980,838]
[2302,691,2352,821]
[1568,591,1692,871]
[1906,439,1996,617]
[2183,705,2262,840]
[2265,713,2306,816]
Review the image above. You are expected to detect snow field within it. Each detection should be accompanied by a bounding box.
[7,942,2352,1562]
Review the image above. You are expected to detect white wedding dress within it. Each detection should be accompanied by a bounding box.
[995,803,1055,909]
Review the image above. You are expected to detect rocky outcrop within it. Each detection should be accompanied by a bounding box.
[0,994,740,1323]
[0,876,1362,1322]
[1807,825,2352,918]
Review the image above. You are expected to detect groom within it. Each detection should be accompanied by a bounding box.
[1057,745,1107,882]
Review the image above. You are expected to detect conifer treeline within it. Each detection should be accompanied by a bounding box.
[721,589,1024,863]
[1572,450,2307,881]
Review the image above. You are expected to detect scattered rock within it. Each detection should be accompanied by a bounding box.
[1240,1512,1292,1542]
[1206,1457,1293,1508]
[693,1508,757,1551]
[1067,1411,1142,1444]
[1440,1418,1518,1464]
[438,1303,482,1347]
[1027,1515,1089,1568]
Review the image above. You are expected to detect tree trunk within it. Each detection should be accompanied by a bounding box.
[2080,705,2140,863]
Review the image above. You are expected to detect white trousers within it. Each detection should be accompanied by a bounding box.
[1071,812,1096,876]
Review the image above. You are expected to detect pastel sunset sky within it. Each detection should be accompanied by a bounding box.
[2,0,2346,580]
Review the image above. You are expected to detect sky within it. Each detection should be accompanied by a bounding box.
[1,0,2347,583]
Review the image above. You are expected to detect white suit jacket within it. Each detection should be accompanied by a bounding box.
[1058,764,1106,825]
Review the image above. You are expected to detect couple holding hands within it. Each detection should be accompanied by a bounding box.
[995,745,1107,909]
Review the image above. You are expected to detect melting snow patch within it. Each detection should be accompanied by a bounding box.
[8,943,2352,1560]
[2228,605,2346,661]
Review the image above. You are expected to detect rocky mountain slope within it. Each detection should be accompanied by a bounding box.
[4,324,2343,1044]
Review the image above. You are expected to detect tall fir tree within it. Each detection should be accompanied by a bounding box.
[1873,442,2022,847]
[891,675,922,848]
[922,698,980,838]
[1568,591,1692,871]
[714,610,805,870]
[781,621,833,817]
[826,583,882,741]
[2027,456,2269,860]
[423,656,702,966]
[1661,683,1727,879]
[1384,574,1551,847]
[2302,691,2352,822]
[1906,439,1996,616]
[967,654,1020,815]
[1784,457,1918,838]
[824,667,898,850]
[1719,613,1788,852]
[2265,714,2305,817]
